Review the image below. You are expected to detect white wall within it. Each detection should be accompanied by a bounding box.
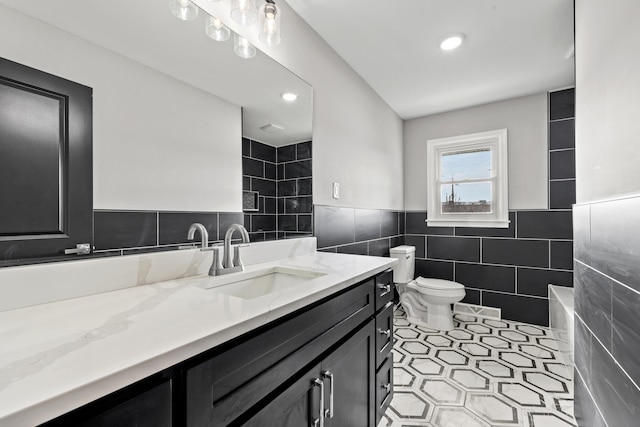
[575,0,640,203]
[195,0,404,211]
[0,5,242,212]
[403,94,548,211]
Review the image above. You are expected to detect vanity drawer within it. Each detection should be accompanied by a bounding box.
[375,302,394,368]
[375,269,394,311]
[375,354,393,426]
[185,278,375,426]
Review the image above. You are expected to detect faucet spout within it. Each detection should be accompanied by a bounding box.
[223,223,250,268]
[187,223,209,248]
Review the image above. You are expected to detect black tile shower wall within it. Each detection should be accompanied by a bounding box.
[574,195,640,427]
[93,210,243,255]
[242,139,313,241]
[403,210,572,326]
[549,88,576,209]
[314,205,403,258]
[243,138,277,241]
[276,141,313,239]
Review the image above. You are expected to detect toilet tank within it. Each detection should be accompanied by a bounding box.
[389,245,415,284]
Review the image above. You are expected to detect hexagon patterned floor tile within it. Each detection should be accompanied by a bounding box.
[379,308,576,427]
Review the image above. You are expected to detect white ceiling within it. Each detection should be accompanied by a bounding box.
[286,0,575,119]
[0,0,313,146]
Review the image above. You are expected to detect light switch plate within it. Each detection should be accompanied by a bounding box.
[332,182,340,199]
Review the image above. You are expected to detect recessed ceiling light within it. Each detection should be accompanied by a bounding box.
[440,33,466,51]
[282,93,298,101]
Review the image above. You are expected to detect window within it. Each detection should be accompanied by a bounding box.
[427,129,509,228]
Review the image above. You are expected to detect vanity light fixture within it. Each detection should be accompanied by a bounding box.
[281,92,297,101]
[205,16,231,41]
[440,33,466,51]
[169,0,199,21]
[259,0,281,46]
[234,33,257,58]
[231,0,258,27]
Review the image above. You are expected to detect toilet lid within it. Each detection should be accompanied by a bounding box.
[414,277,464,290]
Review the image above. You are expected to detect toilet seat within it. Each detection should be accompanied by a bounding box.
[413,276,464,291]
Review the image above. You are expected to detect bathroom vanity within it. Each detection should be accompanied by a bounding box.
[0,248,396,426]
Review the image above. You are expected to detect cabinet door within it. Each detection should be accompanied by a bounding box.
[242,363,323,427]
[322,319,375,427]
[0,57,92,263]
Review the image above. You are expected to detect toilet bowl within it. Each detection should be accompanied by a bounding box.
[390,246,466,331]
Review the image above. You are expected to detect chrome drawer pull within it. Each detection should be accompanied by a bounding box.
[312,378,325,427]
[378,283,391,297]
[378,328,391,338]
[381,383,391,392]
[322,370,334,419]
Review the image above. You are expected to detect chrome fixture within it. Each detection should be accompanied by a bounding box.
[258,0,281,46]
[209,223,251,276]
[171,0,283,58]
[187,223,209,248]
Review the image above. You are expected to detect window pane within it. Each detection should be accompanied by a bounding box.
[440,148,491,181]
[441,182,492,213]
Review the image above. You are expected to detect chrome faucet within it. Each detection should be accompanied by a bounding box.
[187,223,209,248]
[209,223,250,276]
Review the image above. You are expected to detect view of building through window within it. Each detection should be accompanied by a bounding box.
[440,148,492,213]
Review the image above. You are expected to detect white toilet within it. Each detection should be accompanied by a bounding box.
[390,245,466,331]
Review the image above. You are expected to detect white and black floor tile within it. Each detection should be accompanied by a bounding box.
[379,308,576,427]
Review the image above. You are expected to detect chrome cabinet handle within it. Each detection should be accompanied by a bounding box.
[378,283,391,297]
[378,328,391,338]
[381,383,391,392]
[322,370,334,419]
[312,378,325,427]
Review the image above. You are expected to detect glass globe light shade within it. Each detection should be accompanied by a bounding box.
[169,0,199,21]
[234,34,256,59]
[205,16,231,41]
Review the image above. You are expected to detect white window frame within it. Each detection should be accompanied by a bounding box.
[426,129,509,228]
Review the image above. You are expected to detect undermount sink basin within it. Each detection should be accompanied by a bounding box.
[198,267,326,300]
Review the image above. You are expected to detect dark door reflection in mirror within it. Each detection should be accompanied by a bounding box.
[0,57,92,262]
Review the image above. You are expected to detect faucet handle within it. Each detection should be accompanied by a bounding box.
[233,245,245,270]
[208,247,223,276]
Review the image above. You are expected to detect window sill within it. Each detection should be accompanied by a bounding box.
[426,219,510,228]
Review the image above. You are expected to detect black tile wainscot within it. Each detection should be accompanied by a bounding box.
[574,195,640,427]
[93,210,243,256]
[403,210,573,326]
[314,205,404,257]
[243,138,312,242]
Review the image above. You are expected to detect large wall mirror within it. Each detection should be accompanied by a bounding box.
[0,0,312,261]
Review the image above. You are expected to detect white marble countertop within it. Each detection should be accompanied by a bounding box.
[0,251,395,426]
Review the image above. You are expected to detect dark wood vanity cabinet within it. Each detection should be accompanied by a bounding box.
[41,270,394,427]
[373,270,395,426]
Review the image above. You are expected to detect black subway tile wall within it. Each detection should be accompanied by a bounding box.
[243,138,313,241]
[575,195,640,427]
[314,205,403,258]
[404,210,572,326]
[549,88,576,209]
[93,210,243,255]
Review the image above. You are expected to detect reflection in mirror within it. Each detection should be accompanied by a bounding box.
[0,0,313,259]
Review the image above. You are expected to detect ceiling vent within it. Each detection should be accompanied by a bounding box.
[259,123,284,133]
